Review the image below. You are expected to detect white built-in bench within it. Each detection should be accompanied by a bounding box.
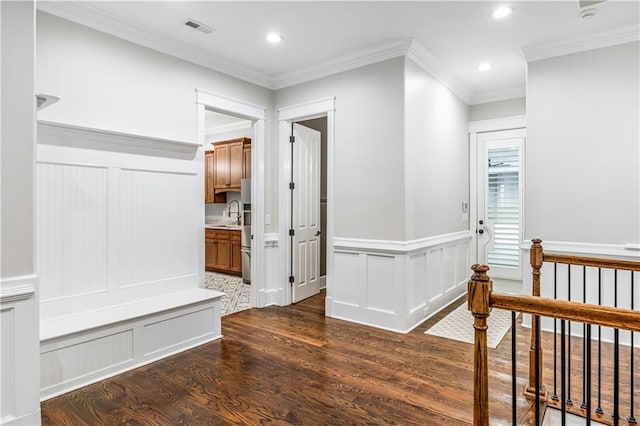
[40,288,223,400]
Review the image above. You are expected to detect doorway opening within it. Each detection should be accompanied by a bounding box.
[203,109,253,315]
[196,89,266,311]
[288,118,328,304]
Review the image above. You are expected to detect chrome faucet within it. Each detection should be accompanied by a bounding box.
[228,200,241,225]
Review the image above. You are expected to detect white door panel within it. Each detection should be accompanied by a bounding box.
[291,123,321,303]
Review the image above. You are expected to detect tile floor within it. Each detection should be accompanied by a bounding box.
[204,271,251,316]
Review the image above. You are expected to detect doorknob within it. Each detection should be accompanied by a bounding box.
[315,230,322,236]
[478,229,484,234]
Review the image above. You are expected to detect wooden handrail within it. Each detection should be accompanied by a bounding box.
[542,253,640,272]
[491,293,640,332]
[468,262,640,426]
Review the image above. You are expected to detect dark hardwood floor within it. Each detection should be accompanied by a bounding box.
[41,292,637,425]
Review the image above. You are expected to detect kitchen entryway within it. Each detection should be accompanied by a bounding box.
[204,109,254,309]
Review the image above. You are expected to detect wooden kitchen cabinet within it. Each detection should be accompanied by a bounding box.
[205,228,242,276]
[212,138,250,192]
[205,151,225,204]
[205,231,217,270]
[205,138,251,204]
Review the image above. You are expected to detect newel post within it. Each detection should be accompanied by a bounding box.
[468,264,493,426]
[525,239,547,401]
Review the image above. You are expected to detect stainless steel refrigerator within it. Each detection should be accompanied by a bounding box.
[240,179,251,284]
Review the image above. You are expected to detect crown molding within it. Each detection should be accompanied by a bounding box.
[469,84,526,105]
[271,38,412,90]
[522,25,640,62]
[37,1,276,89]
[37,2,527,106]
[406,40,473,104]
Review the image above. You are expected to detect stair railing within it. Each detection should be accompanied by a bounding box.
[468,263,640,426]
[528,239,640,424]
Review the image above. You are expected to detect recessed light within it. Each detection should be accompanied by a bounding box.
[266,33,283,44]
[478,62,492,71]
[492,6,512,19]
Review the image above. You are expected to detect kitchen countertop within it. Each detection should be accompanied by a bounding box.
[205,224,242,230]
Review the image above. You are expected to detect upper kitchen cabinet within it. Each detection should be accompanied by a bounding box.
[205,150,226,204]
[206,137,251,203]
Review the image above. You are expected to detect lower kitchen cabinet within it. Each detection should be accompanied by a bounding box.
[205,228,241,276]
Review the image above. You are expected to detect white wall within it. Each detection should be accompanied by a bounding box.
[404,58,470,240]
[526,42,639,245]
[469,97,525,122]
[1,2,41,424]
[36,12,273,143]
[275,58,406,241]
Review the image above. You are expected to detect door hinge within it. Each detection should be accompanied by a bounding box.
[289,182,295,190]
[289,275,295,284]
[289,229,295,236]
[289,136,295,143]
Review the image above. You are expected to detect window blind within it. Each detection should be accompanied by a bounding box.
[487,148,520,269]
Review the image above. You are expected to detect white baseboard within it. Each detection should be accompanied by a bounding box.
[1,409,42,426]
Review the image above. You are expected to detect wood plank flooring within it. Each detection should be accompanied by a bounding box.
[41,293,637,425]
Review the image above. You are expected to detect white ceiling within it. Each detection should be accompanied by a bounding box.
[39,1,639,104]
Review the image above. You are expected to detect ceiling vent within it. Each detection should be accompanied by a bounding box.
[183,19,214,34]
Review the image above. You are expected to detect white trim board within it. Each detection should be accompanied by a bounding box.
[333,230,472,255]
[468,115,526,134]
[521,240,640,259]
[522,25,640,62]
[38,120,199,153]
[0,275,38,304]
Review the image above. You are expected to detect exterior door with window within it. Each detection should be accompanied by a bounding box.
[477,128,525,280]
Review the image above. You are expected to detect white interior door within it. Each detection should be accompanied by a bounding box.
[291,123,321,303]
[477,129,525,280]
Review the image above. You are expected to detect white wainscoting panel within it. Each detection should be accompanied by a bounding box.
[262,233,282,307]
[143,307,215,356]
[40,329,134,390]
[333,252,362,307]
[0,275,41,425]
[117,168,198,287]
[331,231,471,333]
[37,163,108,301]
[37,122,201,320]
[365,255,396,314]
[1,307,15,420]
[35,122,221,399]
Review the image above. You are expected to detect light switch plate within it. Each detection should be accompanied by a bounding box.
[265,214,270,225]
